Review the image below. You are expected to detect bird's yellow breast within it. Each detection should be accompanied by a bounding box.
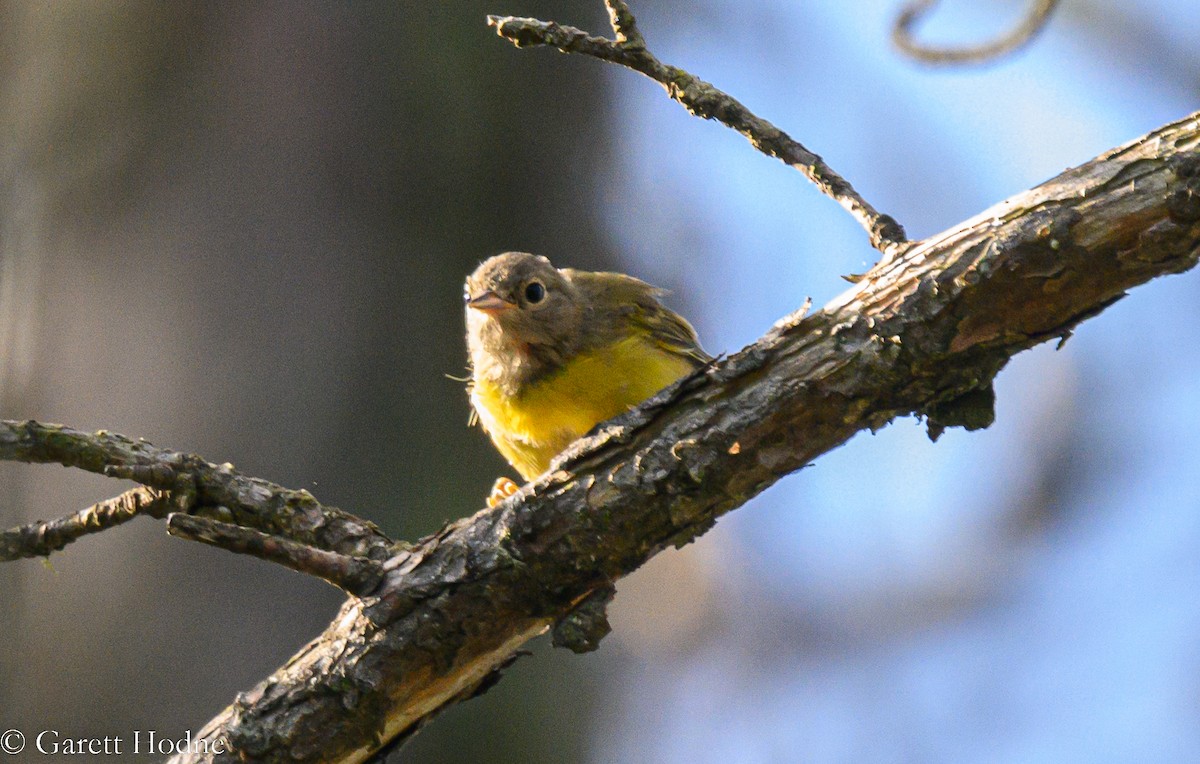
[471,333,697,480]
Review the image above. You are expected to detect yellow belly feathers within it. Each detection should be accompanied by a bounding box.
[471,333,697,480]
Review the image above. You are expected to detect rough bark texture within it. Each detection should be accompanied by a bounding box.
[0,422,394,563]
[144,112,1200,762]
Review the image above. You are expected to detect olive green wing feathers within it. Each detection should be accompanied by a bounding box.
[629,292,711,366]
[566,268,712,367]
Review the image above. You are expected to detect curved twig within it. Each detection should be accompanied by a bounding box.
[893,0,1061,65]
[488,2,908,254]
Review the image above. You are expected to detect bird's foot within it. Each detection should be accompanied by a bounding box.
[487,477,521,508]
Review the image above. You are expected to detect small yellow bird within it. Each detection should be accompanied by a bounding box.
[464,252,710,503]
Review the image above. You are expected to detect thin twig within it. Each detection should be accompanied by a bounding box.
[167,514,385,597]
[893,0,1061,66]
[487,3,907,254]
[605,0,643,47]
[0,486,173,561]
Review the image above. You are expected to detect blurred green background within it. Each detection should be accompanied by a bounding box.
[2,1,1200,763]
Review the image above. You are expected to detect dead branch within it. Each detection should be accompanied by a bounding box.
[2,108,1193,762]
[487,2,908,254]
[174,111,1199,762]
[0,485,171,561]
[167,514,385,596]
[3,0,1199,757]
[0,421,395,561]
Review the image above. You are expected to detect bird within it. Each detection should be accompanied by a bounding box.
[464,252,710,504]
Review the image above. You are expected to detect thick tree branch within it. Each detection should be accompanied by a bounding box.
[3,4,1196,756]
[126,112,1197,762]
[487,5,908,254]
[4,113,1198,763]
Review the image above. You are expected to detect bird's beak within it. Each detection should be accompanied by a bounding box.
[467,290,515,315]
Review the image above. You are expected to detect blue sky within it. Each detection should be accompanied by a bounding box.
[592,1,1200,760]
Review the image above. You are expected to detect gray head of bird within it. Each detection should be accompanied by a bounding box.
[464,252,585,387]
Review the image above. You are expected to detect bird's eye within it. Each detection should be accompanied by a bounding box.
[524,281,546,304]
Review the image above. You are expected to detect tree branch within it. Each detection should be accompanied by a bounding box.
[167,514,385,597]
[5,106,1199,764]
[0,420,395,561]
[0,485,172,561]
[893,0,1062,66]
[4,5,1198,757]
[140,111,1198,762]
[486,4,908,254]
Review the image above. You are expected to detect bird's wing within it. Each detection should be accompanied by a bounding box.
[568,269,712,367]
[631,296,711,366]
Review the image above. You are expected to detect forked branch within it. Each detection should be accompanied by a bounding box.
[0,420,395,564]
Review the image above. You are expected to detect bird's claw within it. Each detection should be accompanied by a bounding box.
[487,477,521,507]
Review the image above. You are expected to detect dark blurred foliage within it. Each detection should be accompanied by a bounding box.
[0,2,625,761]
